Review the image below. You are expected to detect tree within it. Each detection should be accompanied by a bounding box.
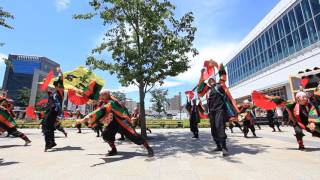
[111,91,126,103]
[16,87,47,107]
[0,7,14,46]
[150,89,168,116]
[16,87,31,107]
[74,0,198,137]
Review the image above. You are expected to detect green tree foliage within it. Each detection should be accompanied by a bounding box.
[16,87,46,107]
[0,7,14,46]
[16,87,31,107]
[150,89,168,116]
[74,0,198,136]
[111,91,126,103]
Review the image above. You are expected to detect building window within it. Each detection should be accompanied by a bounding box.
[253,41,258,57]
[292,29,302,51]
[306,19,318,43]
[301,0,313,21]
[294,3,304,26]
[314,14,320,37]
[268,28,275,45]
[278,19,285,38]
[267,48,272,64]
[261,34,266,51]
[310,0,320,16]
[299,24,310,47]
[265,31,271,47]
[272,45,278,63]
[273,24,280,42]
[287,34,295,54]
[276,42,283,60]
[289,9,298,30]
[281,38,289,58]
[283,15,291,34]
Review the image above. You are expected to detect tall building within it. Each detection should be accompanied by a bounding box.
[225,0,320,101]
[166,92,182,111]
[2,54,60,106]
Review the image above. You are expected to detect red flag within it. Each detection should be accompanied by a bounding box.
[26,105,36,119]
[197,102,208,119]
[251,91,277,110]
[40,70,54,91]
[185,91,194,101]
[36,99,48,106]
[68,90,89,105]
[64,111,70,118]
[202,60,217,80]
[300,77,309,88]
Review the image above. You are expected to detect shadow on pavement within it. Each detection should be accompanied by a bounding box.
[86,131,271,164]
[49,146,84,152]
[150,131,270,163]
[285,147,320,152]
[89,151,146,167]
[0,159,19,167]
[0,145,24,149]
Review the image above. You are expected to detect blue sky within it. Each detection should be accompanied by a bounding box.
[0,0,279,107]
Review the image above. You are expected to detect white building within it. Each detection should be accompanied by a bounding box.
[166,93,182,111]
[225,0,320,101]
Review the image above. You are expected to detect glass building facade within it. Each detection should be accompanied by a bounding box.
[227,0,320,87]
[2,55,59,105]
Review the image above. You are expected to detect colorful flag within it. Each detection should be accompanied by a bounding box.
[51,66,105,105]
[40,70,54,91]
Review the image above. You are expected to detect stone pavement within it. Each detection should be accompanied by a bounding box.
[1,126,320,180]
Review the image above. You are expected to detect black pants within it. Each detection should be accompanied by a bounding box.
[243,120,256,137]
[75,123,82,133]
[0,121,30,142]
[44,109,58,148]
[190,119,199,136]
[55,121,66,134]
[294,124,320,140]
[229,121,242,132]
[269,118,281,131]
[102,119,145,146]
[93,123,103,137]
[294,125,305,141]
[209,110,227,143]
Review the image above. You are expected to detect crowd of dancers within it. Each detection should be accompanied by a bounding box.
[1,61,320,158]
[185,60,320,156]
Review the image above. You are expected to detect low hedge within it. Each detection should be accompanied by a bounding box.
[14,119,213,129]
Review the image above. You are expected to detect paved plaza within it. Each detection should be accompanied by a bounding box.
[1,126,320,180]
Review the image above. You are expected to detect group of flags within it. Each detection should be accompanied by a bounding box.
[25,66,105,120]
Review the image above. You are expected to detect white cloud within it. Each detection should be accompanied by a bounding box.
[55,0,71,12]
[173,42,238,84]
[103,80,184,94]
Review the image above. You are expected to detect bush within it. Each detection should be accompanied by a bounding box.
[15,118,212,129]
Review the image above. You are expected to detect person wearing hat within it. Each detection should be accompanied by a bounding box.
[286,91,320,150]
[43,68,64,152]
[207,62,239,157]
[238,99,257,138]
[186,98,200,138]
[82,90,154,157]
[0,97,31,145]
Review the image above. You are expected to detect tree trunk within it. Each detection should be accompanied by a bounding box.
[139,84,147,138]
